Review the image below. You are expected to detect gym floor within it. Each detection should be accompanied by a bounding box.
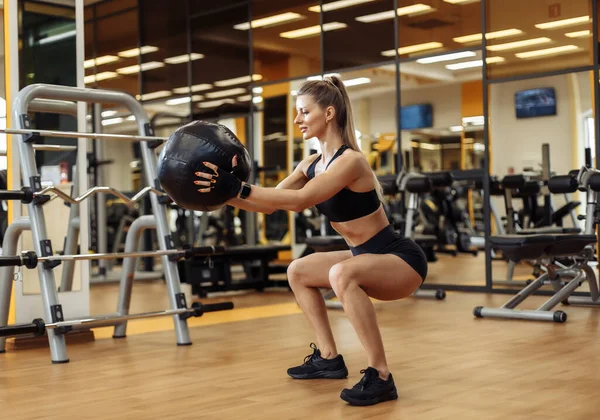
[1,278,599,419]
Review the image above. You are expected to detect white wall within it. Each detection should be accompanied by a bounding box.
[358,83,463,141]
[401,84,462,130]
[490,74,579,177]
[103,139,135,191]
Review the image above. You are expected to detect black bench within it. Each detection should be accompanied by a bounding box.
[178,244,291,297]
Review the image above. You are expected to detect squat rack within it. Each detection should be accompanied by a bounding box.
[0,83,232,363]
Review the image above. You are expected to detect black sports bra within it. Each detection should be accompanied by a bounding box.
[307,145,381,222]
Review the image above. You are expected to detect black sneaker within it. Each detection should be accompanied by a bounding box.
[340,367,398,406]
[287,343,348,379]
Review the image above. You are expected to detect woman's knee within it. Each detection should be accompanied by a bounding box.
[328,263,359,297]
[287,258,309,289]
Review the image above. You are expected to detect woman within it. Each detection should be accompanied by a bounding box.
[195,76,428,407]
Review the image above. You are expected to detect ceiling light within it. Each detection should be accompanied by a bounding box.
[101,117,123,126]
[234,12,303,30]
[343,77,371,87]
[164,95,203,105]
[453,28,523,44]
[253,97,263,104]
[84,55,119,69]
[116,61,165,74]
[237,95,253,102]
[355,4,433,23]
[117,45,158,58]
[462,115,484,125]
[252,87,263,94]
[535,15,590,29]
[443,0,479,4]
[206,88,248,99]
[166,97,193,106]
[515,45,580,59]
[84,71,118,84]
[487,37,551,51]
[565,30,591,38]
[164,53,204,64]
[38,30,76,45]
[173,84,213,94]
[101,110,118,118]
[136,90,172,101]
[381,42,443,56]
[309,0,377,12]
[416,51,476,64]
[197,99,235,108]
[307,73,341,81]
[449,125,464,132]
[214,74,262,87]
[445,56,504,70]
[280,22,346,39]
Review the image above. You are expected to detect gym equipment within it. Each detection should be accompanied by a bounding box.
[0,83,227,363]
[0,301,234,339]
[0,245,223,269]
[474,169,600,322]
[179,244,291,298]
[0,127,168,143]
[0,183,168,207]
[157,120,251,211]
[397,172,446,300]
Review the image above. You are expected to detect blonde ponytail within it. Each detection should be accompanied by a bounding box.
[325,76,385,202]
[297,76,385,201]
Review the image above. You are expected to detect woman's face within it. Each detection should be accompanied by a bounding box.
[294,94,328,140]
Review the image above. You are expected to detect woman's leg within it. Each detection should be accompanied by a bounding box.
[287,250,352,358]
[328,254,422,379]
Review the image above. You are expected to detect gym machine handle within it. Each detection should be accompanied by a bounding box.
[0,187,34,204]
[501,174,526,189]
[588,173,600,192]
[548,175,579,194]
[425,171,454,188]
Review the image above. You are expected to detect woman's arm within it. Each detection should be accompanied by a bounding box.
[225,155,316,214]
[240,152,363,212]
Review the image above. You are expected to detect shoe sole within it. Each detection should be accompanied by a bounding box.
[340,390,398,406]
[288,367,348,380]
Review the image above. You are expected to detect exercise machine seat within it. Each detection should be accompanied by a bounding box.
[490,234,596,263]
[518,227,581,235]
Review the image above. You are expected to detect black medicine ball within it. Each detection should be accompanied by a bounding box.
[157,121,251,211]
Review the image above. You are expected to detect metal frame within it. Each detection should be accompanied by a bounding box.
[2,83,194,363]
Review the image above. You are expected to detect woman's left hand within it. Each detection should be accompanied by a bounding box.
[194,156,243,199]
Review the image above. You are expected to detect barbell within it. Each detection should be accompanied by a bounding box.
[0,301,234,339]
[0,245,224,269]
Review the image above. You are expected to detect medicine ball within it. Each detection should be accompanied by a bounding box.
[157,121,251,211]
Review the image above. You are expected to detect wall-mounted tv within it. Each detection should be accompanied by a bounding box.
[400,103,433,130]
[515,87,556,119]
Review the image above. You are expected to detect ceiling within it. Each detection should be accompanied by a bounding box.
[17,0,595,132]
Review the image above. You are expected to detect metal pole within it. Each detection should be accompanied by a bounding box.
[0,218,33,352]
[0,127,168,142]
[93,103,108,275]
[113,215,156,338]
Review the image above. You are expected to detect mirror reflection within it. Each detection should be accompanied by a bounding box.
[490,71,594,291]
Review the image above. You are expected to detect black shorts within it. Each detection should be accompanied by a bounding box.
[348,224,428,283]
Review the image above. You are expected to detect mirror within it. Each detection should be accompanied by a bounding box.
[399,49,486,288]
[490,70,593,290]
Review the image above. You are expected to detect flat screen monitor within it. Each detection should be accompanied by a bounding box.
[400,104,433,130]
[515,87,557,119]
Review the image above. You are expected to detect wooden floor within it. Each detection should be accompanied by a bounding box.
[1,288,600,419]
